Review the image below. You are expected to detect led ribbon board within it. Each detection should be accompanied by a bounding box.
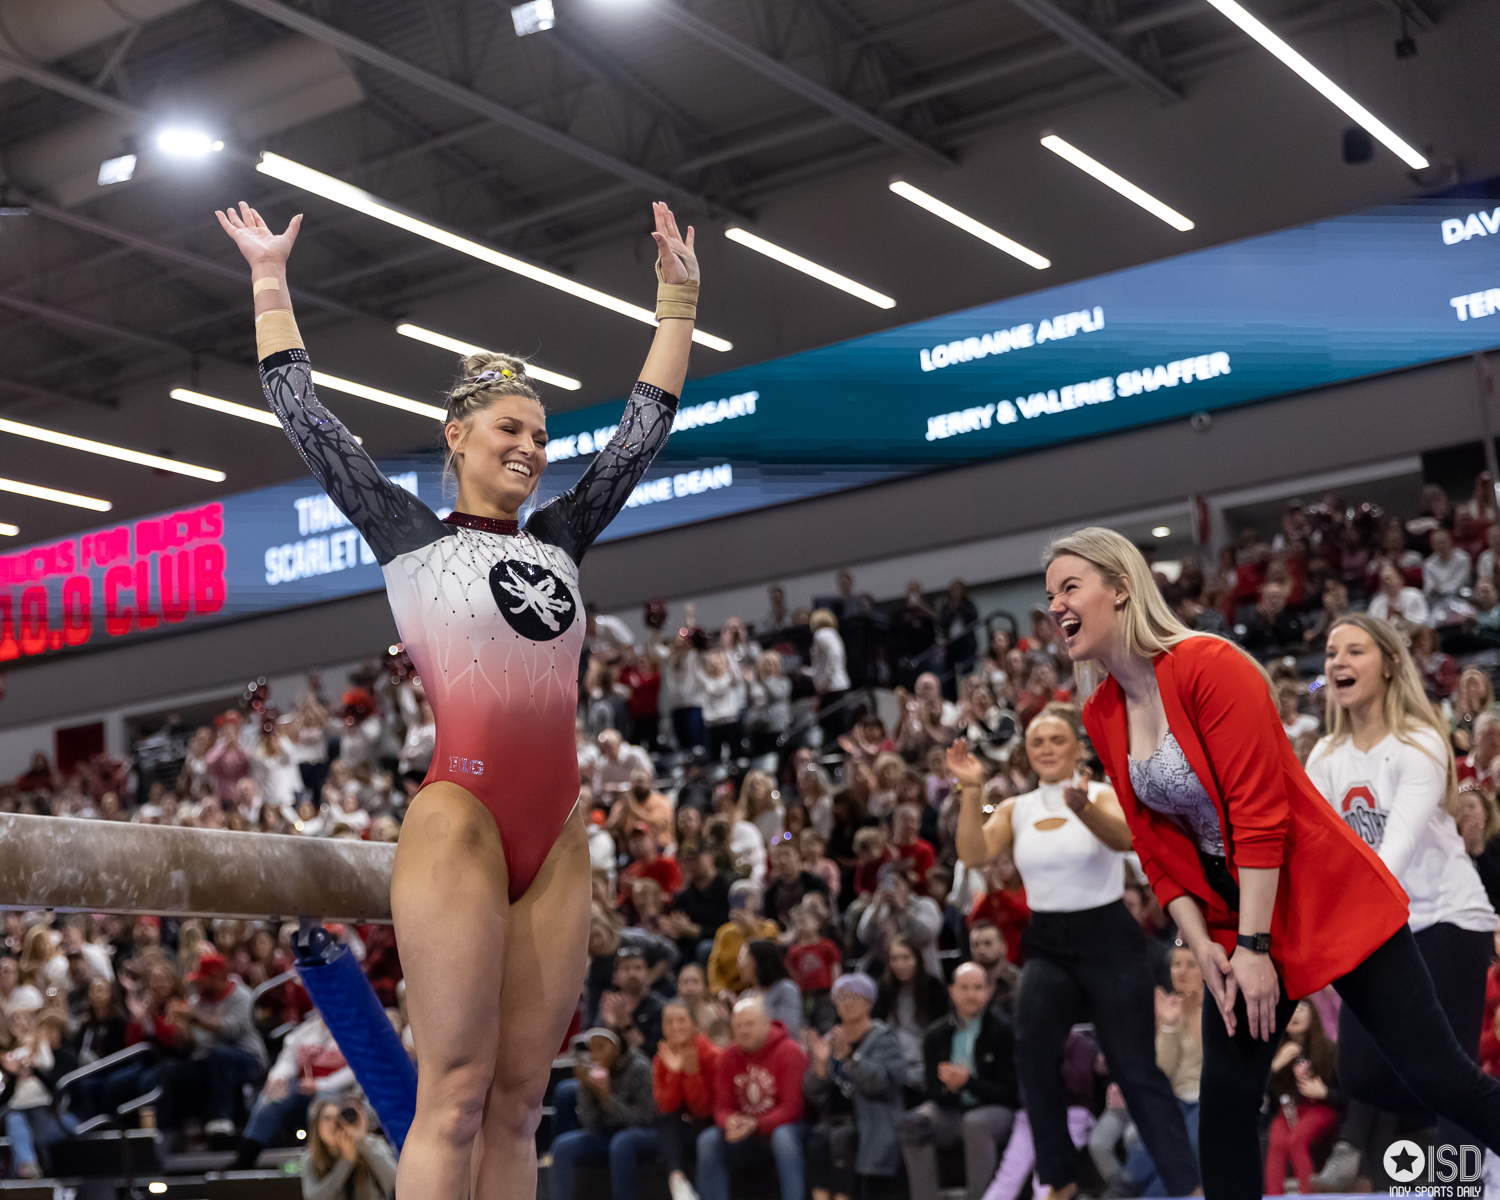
[2,194,1498,660]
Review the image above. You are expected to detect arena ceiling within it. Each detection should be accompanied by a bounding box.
[0,0,1496,546]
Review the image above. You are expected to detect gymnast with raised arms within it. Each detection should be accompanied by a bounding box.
[217,197,699,1199]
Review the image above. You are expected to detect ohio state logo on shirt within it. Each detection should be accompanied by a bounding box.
[488,560,575,642]
[735,1065,778,1115]
[1340,783,1386,849]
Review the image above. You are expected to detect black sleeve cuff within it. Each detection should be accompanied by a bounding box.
[259,346,310,372]
[632,381,679,412]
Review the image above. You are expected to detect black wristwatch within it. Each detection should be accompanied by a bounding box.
[1236,932,1272,955]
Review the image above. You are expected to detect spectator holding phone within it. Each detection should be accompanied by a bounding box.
[550,1028,658,1200]
[300,1097,397,1200]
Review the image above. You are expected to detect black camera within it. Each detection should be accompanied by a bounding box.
[338,1105,361,1125]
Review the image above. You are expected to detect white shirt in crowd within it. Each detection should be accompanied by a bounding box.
[1305,724,1496,934]
[1010,779,1125,913]
[1366,588,1429,627]
[700,669,746,725]
[1282,714,1320,741]
[810,627,850,693]
[1423,548,1473,597]
[253,736,305,810]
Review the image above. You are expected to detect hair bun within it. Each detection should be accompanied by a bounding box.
[461,351,528,382]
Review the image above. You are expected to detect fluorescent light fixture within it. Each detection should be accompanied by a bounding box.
[170,388,281,427]
[98,154,137,186]
[0,524,19,537]
[511,0,555,35]
[148,1185,168,1197]
[1040,136,1195,231]
[723,228,896,309]
[1201,0,1427,169]
[0,477,111,512]
[0,416,225,481]
[395,324,582,391]
[156,128,223,157]
[256,153,732,352]
[311,372,447,421]
[888,180,1050,270]
[1152,526,1171,538]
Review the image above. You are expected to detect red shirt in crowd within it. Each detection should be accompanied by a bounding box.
[969,886,1031,966]
[853,848,891,897]
[619,855,683,905]
[619,662,662,720]
[713,1020,808,1135]
[1482,963,1500,1079]
[785,937,842,993]
[889,837,936,893]
[654,1034,720,1118]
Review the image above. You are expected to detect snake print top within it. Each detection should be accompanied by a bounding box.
[1128,732,1225,856]
[258,345,677,898]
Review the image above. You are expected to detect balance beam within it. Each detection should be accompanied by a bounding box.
[0,813,394,922]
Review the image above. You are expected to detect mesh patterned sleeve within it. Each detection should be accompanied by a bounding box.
[259,347,450,566]
[526,381,678,563]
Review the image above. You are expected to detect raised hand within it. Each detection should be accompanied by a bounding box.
[1063,766,1094,815]
[946,739,987,788]
[215,200,302,269]
[651,202,698,286]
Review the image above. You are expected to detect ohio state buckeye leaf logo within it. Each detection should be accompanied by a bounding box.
[488,560,575,642]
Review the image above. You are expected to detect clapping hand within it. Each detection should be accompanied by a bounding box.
[725,1113,757,1143]
[1293,1058,1327,1101]
[806,1028,832,1073]
[936,1061,971,1092]
[1154,985,1183,1027]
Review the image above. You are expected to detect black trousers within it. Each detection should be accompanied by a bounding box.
[656,1110,711,1175]
[1200,924,1500,1200]
[1015,901,1200,1193]
[806,1121,860,1197]
[1338,921,1493,1153]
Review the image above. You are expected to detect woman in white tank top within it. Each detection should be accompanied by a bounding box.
[954,704,1200,1200]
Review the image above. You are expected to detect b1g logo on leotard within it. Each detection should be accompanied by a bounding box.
[450,757,484,776]
[488,560,575,642]
[1340,783,1386,849]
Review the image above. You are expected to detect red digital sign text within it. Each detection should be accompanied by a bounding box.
[0,503,227,659]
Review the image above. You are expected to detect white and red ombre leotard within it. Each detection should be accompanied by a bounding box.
[260,345,676,899]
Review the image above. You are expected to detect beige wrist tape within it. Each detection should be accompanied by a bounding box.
[252,276,282,295]
[255,309,305,359]
[654,259,698,322]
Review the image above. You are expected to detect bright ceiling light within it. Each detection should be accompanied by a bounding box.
[1201,0,1427,169]
[0,477,111,512]
[0,416,225,481]
[888,180,1050,270]
[170,388,282,427]
[256,153,733,352]
[148,1185,168,1197]
[1040,136,1195,231]
[723,228,896,309]
[395,324,582,391]
[311,372,446,421]
[511,0,555,36]
[98,154,137,186]
[156,128,223,157]
[0,524,19,537]
[1152,526,1171,538]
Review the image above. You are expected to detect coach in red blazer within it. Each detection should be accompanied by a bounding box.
[1085,633,1407,1000]
[1046,526,1500,1200]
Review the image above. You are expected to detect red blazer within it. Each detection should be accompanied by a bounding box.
[1082,635,1408,999]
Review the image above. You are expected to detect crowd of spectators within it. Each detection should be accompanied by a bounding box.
[5,472,1500,1193]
